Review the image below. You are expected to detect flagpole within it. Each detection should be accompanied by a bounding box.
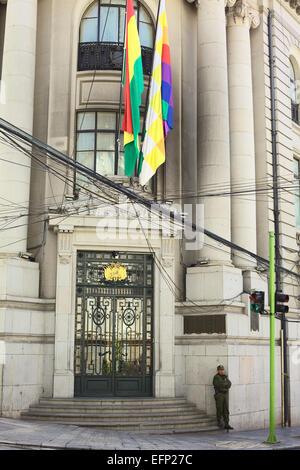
[138,0,162,172]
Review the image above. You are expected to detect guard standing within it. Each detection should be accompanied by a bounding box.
[213,365,233,430]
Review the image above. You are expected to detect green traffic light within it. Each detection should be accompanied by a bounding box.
[249,291,265,314]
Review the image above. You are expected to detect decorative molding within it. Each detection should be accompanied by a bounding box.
[161,257,174,269]
[161,238,175,270]
[0,334,55,344]
[161,237,175,258]
[248,8,260,29]
[57,225,74,234]
[58,254,72,265]
[57,226,74,253]
[226,0,237,7]
[175,335,281,346]
[232,0,248,18]
[0,299,55,311]
[227,0,260,29]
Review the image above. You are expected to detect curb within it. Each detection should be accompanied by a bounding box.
[0,439,299,451]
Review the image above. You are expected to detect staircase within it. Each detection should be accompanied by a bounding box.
[21,397,219,434]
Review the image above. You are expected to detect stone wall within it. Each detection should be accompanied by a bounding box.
[0,301,55,417]
[175,300,300,431]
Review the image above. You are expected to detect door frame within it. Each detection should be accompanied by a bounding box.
[51,218,176,399]
[74,250,154,397]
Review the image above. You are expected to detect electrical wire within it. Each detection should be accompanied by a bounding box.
[131,200,249,314]
[2,128,300,209]
[2,119,300,284]
[0,127,296,279]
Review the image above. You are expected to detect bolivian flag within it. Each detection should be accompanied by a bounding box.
[122,0,144,177]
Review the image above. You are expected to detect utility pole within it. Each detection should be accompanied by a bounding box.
[266,231,278,444]
[268,9,289,427]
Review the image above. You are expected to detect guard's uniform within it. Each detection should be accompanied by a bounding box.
[213,373,232,427]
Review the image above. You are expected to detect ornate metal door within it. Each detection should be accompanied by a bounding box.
[74,251,154,397]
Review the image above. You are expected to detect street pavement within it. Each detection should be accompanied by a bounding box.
[0,418,299,450]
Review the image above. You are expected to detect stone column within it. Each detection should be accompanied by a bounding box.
[0,0,37,254]
[185,0,244,303]
[227,1,260,268]
[194,0,235,265]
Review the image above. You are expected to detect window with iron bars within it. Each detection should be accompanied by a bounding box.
[78,0,154,75]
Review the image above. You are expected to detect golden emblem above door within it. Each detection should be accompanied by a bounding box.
[104,262,127,282]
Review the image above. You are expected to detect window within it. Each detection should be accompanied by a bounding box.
[76,110,143,181]
[290,60,299,124]
[78,0,154,74]
[294,158,300,230]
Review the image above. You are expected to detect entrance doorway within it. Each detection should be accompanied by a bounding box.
[74,251,154,397]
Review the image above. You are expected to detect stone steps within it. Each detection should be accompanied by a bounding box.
[27,403,197,414]
[22,410,209,423]
[38,397,188,406]
[21,397,219,433]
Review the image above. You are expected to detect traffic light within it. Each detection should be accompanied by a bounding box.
[275,292,289,314]
[249,291,265,314]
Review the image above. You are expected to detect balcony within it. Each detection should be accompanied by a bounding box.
[78,42,153,76]
[292,101,299,124]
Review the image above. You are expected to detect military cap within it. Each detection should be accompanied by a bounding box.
[217,365,225,370]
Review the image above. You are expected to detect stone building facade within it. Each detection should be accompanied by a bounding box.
[0,0,299,430]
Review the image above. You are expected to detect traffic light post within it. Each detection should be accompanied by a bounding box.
[250,233,290,443]
[266,232,278,444]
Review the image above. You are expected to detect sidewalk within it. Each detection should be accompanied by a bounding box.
[0,418,299,450]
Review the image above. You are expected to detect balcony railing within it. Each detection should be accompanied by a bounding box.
[78,42,153,76]
[292,101,299,124]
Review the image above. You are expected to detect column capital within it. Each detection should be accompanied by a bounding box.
[226,0,260,29]
[185,0,237,8]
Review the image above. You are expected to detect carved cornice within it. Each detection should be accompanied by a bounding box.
[226,0,260,29]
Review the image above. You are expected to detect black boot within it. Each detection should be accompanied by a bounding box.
[224,424,234,430]
[217,422,224,429]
